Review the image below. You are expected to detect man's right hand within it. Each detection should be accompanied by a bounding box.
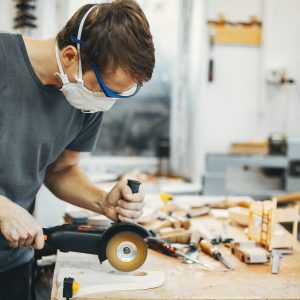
[0,196,44,249]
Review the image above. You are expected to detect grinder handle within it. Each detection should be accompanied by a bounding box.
[127,179,141,194]
[117,180,141,222]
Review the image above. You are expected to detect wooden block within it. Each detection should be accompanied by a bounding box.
[230,141,268,155]
[154,220,174,232]
[159,227,185,236]
[231,241,270,264]
[161,231,191,244]
[228,207,249,227]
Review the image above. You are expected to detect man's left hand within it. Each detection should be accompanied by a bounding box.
[103,180,145,222]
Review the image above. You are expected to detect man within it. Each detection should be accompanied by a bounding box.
[0,1,155,299]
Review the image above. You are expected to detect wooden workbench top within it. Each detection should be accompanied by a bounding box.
[50,216,300,300]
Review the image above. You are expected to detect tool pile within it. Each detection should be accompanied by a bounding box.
[55,187,299,275]
[139,192,299,274]
[147,219,233,271]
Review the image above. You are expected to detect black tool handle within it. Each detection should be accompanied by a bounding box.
[146,237,178,258]
[127,179,140,194]
[43,225,100,255]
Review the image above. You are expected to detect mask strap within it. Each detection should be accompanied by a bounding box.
[76,5,98,80]
[55,42,69,84]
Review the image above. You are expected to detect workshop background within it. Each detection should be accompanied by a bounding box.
[1,1,300,299]
[0,0,299,226]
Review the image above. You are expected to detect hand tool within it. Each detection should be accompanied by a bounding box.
[153,217,191,233]
[271,249,293,274]
[200,239,233,270]
[197,223,233,245]
[43,180,149,272]
[154,220,176,232]
[146,237,211,269]
[183,230,201,263]
[160,229,191,244]
[186,207,210,218]
[150,216,191,245]
[159,227,186,236]
[189,230,202,250]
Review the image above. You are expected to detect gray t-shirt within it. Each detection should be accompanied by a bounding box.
[0,33,103,272]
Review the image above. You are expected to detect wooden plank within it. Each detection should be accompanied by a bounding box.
[275,193,300,203]
[211,26,262,46]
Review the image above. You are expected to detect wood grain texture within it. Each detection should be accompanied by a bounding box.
[51,217,300,300]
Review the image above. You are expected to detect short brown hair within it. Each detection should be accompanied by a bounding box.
[56,0,155,84]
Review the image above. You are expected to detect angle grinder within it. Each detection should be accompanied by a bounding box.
[43,179,149,272]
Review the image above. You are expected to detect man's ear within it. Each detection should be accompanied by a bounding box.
[61,45,79,68]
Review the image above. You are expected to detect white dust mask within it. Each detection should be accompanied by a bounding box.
[54,6,117,113]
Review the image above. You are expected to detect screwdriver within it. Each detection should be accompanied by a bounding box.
[199,239,233,270]
[146,237,211,269]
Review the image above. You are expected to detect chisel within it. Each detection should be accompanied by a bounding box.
[200,239,233,270]
[146,237,211,269]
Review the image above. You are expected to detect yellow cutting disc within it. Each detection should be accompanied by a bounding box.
[106,231,147,272]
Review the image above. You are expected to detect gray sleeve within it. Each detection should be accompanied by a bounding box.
[66,112,103,152]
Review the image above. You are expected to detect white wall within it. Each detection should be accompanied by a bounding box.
[190,0,300,183]
[202,0,262,155]
[258,0,300,137]
[0,0,13,32]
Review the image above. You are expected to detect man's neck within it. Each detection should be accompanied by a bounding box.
[23,36,61,88]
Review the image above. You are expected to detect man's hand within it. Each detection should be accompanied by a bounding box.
[0,196,44,249]
[103,180,145,222]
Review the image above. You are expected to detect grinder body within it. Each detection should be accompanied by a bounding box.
[43,222,148,260]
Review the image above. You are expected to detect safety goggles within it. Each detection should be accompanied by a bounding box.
[71,36,141,99]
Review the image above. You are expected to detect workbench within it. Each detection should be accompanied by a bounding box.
[50,216,300,300]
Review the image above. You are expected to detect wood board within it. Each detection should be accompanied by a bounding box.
[55,267,165,299]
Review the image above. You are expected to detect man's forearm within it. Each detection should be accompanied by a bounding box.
[44,165,107,214]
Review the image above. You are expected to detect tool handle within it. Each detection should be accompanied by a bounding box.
[43,225,100,255]
[127,179,141,194]
[180,219,191,230]
[200,239,217,257]
[146,237,178,258]
[154,220,174,232]
[186,207,210,218]
[161,230,191,244]
[271,251,282,274]
[190,230,201,248]
[271,255,281,274]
